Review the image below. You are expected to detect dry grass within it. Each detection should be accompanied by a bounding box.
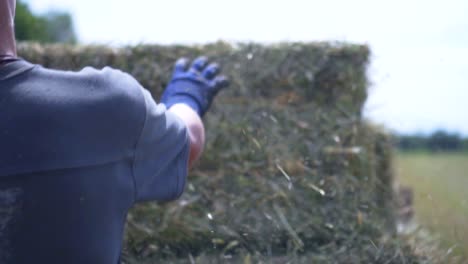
[17,42,429,262]
[396,152,468,262]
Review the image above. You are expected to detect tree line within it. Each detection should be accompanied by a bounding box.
[397,130,468,152]
[15,0,77,43]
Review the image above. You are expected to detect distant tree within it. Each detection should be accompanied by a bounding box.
[14,1,50,42]
[14,1,77,43]
[427,130,462,151]
[397,134,427,150]
[397,131,468,152]
[463,138,468,151]
[43,11,77,43]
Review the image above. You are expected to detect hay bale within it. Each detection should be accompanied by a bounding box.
[17,42,424,262]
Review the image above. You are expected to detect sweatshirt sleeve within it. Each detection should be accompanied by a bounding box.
[132,88,190,202]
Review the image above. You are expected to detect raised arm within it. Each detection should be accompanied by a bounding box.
[161,57,228,168]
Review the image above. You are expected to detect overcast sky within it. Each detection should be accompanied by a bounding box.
[25,0,468,135]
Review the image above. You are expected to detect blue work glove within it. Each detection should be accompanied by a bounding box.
[161,57,229,117]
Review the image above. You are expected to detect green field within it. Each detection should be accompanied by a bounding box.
[396,152,468,261]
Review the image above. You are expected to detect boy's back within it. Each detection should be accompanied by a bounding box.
[0,60,190,263]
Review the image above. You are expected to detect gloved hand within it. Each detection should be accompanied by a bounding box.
[161,57,229,117]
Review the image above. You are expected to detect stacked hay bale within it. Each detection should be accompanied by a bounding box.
[18,42,424,263]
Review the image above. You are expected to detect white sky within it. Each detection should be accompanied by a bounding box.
[26,0,468,135]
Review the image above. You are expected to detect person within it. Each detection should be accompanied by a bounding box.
[0,0,228,263]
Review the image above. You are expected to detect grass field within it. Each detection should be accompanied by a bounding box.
[396,152,468,261]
